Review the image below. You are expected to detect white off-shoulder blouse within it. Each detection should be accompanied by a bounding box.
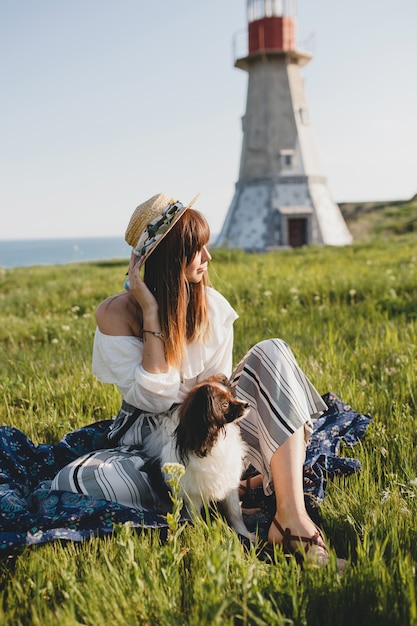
[92,287,238,413]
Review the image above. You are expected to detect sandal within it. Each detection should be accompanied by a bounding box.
[271,517,328,565]
[239,476,252,498]
[239,472,263,499]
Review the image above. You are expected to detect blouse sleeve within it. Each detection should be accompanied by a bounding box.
[92,329,181,413]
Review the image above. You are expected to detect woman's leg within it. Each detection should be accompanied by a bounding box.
[232,339,342,564]
[51,406,174,512]
[51,448,167,512]
[267,425,328,562]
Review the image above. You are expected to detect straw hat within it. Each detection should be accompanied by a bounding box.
[125,192,200,264]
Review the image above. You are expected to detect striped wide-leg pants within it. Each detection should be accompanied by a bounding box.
[51,338,326,509]
[232,338,327,495]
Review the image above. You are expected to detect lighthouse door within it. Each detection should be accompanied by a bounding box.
[288,218,307,247]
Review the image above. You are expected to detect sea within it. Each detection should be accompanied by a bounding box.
[0,237,132,269]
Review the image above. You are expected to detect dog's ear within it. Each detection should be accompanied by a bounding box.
[176,385,223,462]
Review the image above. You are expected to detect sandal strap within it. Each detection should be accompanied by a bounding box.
[239,476,251,497]
[272,517,324,554]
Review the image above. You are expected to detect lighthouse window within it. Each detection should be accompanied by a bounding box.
[280,149,294,169]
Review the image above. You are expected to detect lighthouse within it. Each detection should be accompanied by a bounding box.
[216,0,352,249]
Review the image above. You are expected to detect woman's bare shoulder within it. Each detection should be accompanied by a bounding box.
[96,292,141,336]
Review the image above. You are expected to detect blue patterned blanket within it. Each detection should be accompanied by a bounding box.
[0,393,371,555]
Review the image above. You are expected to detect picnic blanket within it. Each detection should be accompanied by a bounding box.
[0,393,371,556]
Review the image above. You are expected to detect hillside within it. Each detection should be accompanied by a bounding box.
[339,194,417,241]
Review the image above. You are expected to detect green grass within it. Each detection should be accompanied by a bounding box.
[341,198,417,241]
[1,233,417,625]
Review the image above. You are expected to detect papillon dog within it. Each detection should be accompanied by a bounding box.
[159,374,255,541]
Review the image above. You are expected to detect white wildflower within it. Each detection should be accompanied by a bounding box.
[381,490,390,504]
[162,462,185,479]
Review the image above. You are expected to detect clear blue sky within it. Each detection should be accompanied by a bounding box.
[1,0,416,240]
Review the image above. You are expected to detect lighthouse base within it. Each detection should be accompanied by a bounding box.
[216,177,352,250]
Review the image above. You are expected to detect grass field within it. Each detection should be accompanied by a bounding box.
[0,231,416,625]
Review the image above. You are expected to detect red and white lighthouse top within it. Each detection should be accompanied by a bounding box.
[247,0,296,53]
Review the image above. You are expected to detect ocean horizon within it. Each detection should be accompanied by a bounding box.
[0,234,220,269]
[0,236,131,269]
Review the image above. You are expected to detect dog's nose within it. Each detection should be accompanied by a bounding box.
[243,402,250,409]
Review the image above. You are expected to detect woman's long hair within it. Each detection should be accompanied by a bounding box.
[143,208,211,368]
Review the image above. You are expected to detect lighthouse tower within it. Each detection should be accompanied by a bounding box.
[216,0,352,249]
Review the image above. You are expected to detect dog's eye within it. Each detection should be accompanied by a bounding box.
[222,401,230,409]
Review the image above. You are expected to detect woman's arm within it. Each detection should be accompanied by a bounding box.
[93,254,176,411]
[128,253,169,375]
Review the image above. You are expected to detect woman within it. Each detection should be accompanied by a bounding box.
[52,192,340,566]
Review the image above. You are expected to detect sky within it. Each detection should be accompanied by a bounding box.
[1,0,416,241]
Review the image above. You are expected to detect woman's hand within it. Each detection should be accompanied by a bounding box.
[128,254,158,315]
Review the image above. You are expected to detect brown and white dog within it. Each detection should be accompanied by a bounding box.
[159,374,255,541]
